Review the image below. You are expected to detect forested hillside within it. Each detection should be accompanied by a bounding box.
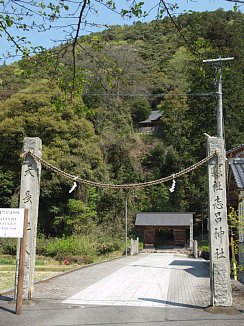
[0,9,243,258]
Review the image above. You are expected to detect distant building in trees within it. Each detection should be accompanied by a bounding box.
[138,110,163,136]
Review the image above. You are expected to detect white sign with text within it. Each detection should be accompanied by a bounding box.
[0,208,25,238]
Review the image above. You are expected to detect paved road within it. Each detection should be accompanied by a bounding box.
[0,253,243,326]
[62,253,209,308]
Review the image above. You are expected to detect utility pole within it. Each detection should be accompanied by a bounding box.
[203,56,234,139]
[125,198,128,257]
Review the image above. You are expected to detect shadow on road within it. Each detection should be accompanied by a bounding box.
[0,305,16,314]
[131,260,209,278]
[138,297,204,309]
[0,295,13,302]
[169,260,209,278]
[0,295,16,314]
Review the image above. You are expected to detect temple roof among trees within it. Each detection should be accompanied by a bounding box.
[135,212,193,226]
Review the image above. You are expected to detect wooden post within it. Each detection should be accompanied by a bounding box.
[230,230,237,281]
[238,195,244,282]
[16,209,28,315]
[17,137,42,300]
[125,198,128,257]
[190,217,193,249]
[207,136,232,306]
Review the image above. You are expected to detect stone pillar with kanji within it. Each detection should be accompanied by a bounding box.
[207,136,232,306]
[18,137,42,300]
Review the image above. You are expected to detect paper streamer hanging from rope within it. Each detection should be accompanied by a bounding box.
[169,175,176,193]
[69,178,78,193]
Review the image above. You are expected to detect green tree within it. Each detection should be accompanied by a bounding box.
[54,198,96,235]
[1,9,243,242]
[0,78,107,235]
[130,98,151,125]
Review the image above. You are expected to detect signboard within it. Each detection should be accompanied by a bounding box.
[0,208,25,238]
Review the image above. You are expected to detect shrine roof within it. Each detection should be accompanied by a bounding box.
[229,158,244,190]
[227,144,244,157]
[135,212,194,226]
[139,110,163,124]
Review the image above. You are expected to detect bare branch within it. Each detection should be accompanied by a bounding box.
[0,21,26,55]
[71,0,89,96]
[160,0,201,58]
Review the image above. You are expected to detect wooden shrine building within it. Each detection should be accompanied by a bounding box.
[135,212,194,249]
[138,110,163,136]
[227,144,244,283]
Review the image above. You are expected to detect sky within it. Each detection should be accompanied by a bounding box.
[88,1,240,28]
[0,0,243,64]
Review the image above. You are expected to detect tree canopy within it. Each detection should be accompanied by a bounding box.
[0,1,240,60]
[0,8,243,242]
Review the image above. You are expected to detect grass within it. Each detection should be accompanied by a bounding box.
[0,271,15,291]
[0,256,76,292]
[0,257,15,265]
[0,268,75,292]
[0,252,123,292]
[198,240,209,252]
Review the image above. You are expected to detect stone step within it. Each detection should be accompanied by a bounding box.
[141,248,192,254]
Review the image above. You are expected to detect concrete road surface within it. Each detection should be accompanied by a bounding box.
[0,253,243,326]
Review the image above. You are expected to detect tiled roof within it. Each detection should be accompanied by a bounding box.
[227,144,244,156]
[135,212,193,226]
[139,110,162,124]
[229,158,244,189]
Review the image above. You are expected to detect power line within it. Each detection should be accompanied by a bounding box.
[226,0,244,3]
[0,90,216,97]
[81,92,216,97]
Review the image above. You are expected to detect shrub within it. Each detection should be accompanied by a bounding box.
[97,236,123,255]
[0,256,15,264]
[46,236,80,257]
[36,233,49,255]
[35,258,46,265]
[198,240,209,252]
[0,238,17,255]
[45,235,98,263]
[57,255,94,265]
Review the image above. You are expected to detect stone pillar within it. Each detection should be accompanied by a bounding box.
[207,137,232,306]
[18,137,42,299]
[130,239,134,255]
[193,240,198,258]
[130,238,139,255]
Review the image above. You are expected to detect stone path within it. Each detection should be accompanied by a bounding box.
[62,253,210,308]
[2,254,244,326]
